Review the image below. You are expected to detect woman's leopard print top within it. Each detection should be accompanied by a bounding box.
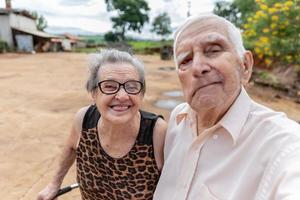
[76,105,162,200]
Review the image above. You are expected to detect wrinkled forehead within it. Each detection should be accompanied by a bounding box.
[175,18,230,53]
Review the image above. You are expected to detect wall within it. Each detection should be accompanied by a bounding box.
[0,14,13,48]
[10,12,36,30]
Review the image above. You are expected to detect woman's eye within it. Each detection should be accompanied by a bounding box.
[104,84,117,90]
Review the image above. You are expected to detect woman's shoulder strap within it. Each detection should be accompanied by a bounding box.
[138,110,164,144]
[82,104,101,130]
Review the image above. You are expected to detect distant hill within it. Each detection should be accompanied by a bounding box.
[45,26,101,36]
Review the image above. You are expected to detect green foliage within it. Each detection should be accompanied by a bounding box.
[105,0,150,41]
[82,35,105,47]
[213,1,241,26]
[213,0,256,27]
[257,71,277,82]
[104,31,121,42]
[151,12,172,40]
[214,0,300,70]
[0,40,8,53]
[31,11,47,31]
[128,40,172,54]
[243,0,300,68]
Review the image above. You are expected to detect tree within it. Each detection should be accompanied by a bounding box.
[213,0,256,27]
[151,12,172,40]
[31,11,47,31]
[213,1,241,26]
[104,31,121,42]
[105,0,150,41]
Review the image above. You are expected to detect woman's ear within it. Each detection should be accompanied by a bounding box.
[241,51,254,85]
[90,90,97,102]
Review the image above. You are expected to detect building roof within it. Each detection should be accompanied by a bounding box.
[0,8,36,19]
[12,26,63,39]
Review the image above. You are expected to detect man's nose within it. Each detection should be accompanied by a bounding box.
[191,53,211,76]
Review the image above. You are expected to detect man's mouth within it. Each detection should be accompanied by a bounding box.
[192,82,222,96]
[199,82,221,89]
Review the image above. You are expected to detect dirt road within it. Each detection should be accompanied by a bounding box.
[0,53,299,200]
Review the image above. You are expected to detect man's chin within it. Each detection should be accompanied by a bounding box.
[190,96,219,111]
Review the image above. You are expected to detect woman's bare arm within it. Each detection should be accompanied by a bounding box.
[152,117,168,171]
[37,106,89,200]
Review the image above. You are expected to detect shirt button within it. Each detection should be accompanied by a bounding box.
[213,134,218,140]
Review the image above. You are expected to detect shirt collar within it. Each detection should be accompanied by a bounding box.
[219,87,251,145]
[175,103,195,125]
[175,87,252,145]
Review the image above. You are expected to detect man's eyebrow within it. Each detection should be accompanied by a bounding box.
[200,34,228,46]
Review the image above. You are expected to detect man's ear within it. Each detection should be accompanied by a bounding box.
[241,51,253,85]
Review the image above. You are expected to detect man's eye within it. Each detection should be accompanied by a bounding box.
[179,58,192,71]
[182,57,192,64]
[205,45,222,55]
[179,57,193,69]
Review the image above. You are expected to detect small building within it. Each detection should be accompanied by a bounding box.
[0,3,60,52]
[64,33,86,49]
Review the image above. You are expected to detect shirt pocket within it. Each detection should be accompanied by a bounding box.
[189,183,220,200]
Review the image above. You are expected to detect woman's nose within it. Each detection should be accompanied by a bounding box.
[115,87,129,100]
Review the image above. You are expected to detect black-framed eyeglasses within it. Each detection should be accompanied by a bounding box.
[98,80,143,95]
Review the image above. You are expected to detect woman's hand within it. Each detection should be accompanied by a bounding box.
[37,182,60,200]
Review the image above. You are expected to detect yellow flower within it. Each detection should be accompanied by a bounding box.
[263,28,270,33]
[256,10,266,18]
[271,23,276,29]
[286,55,292,62]
[271,15,279,21]
[265,58,272,66]
[285,1,293,7]
[244,24,250,29]
[274,3,282,8]
[255,47,261,54]
[268,7,277,14]
[260,4,268,10]
[282,6,289,12]
[260,36,269,44]
[264,46,270,52]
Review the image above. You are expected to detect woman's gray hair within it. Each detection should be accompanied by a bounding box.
[173,13,246,69]
[86,49,146,94]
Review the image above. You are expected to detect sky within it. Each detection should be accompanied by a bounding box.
[0,0,231,38]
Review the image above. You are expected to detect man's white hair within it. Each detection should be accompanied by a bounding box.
[173,13,246,69]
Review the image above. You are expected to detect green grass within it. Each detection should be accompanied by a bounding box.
[73,47,99,53]
[128,40,173,54]
[81,35,106,46]
[73,37,173,54]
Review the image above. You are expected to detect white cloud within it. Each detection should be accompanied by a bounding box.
[0,0,232,37]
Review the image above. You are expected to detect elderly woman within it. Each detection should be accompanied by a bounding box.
[37,49,167,200]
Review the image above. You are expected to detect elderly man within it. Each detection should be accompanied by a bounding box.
[154,14,300,200]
